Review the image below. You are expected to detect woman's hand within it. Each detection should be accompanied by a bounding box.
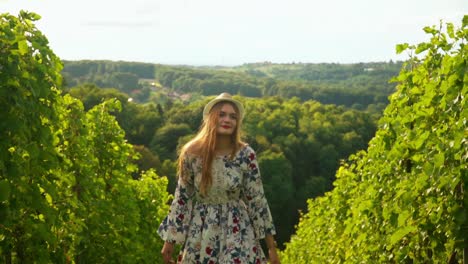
[161,241,175,264]
[268,247,280,264]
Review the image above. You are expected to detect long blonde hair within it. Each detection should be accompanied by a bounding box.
[178,101,244,196]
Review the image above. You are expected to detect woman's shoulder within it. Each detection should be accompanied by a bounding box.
[237,143,256,156]
[181,141,202,158]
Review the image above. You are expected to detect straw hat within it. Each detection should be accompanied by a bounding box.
[203,93,244,121]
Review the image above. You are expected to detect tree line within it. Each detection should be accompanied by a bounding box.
[61,58,401,112]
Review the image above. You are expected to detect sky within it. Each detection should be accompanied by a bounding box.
[1,0,466,66]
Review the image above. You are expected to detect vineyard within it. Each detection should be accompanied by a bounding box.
[1,12,170,263]
[281,17,467,263]
[1,10,467,263]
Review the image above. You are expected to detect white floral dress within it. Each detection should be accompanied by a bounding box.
[158,145,276,264]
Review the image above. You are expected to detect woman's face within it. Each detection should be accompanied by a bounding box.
[216,103,238,136]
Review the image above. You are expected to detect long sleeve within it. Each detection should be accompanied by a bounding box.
[241,146,276,239]
[157,156,194,244]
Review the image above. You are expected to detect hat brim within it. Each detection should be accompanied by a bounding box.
[203,97,244,121]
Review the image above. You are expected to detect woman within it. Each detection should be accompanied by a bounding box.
[158,93,280,264]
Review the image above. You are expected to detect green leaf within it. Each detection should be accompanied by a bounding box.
[413,131,429,150]
[423,26,437,35]
[423,162,433,176]
[29,12,42,21]
[433,153,445,168]
[390,226,417,245]
[398,210,410,226]
[446,23,455,38]
[396,43,409,54]
[18,39,28,55]
[415,42,430,54]
[411,154,424,162]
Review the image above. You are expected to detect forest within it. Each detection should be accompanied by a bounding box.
[61,58,401,111]
[1,10,466,263]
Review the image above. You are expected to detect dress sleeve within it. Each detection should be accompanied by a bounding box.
[241,146,276,239]
[157,155,194,244]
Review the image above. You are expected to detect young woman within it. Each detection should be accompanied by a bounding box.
[158,93,280,264]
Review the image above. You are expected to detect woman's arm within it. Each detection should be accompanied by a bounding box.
[157,155,195,244]
[265,234,280,264]
[161,241,175,264]
[241,147,276,239]
[265,233,277,250]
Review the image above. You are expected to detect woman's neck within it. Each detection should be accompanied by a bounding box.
[215,136,233,154]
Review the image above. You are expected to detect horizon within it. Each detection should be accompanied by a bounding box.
[60,58,405,67]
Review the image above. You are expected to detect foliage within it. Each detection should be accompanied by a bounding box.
[150,123,193,161]
[281,17,467,263]
[133,145,162,177]
[68,83,165,146]
[62,60,401,111]
[257,150,295,246]
[1,11,170,263]
[61,60,155,87]
[1,10,64,262]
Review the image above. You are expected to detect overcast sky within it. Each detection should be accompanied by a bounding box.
[2,0,466,66]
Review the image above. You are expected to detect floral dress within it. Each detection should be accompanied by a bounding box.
[158,145,276,264]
